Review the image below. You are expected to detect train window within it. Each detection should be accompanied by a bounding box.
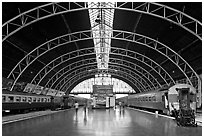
[8,96,14,102]
[149,97,151,101]
[2,96,6,102]
[33,98,37,102]
[28,97,32,102]
[22,97,27,102]
[44,98,47,102]
[41,98,44,102]
[15,96,21,102]
[37,98,41,102]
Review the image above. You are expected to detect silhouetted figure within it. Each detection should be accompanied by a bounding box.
[122,102,125,110]
[74,101,79,114]
[119,102,122,111]
[84,102,87,113]
[83,112,87,126]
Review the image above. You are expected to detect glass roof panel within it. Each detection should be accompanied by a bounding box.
[88,2,115,70]
[71,77,136,94]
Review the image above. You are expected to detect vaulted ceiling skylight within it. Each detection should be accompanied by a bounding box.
[88,2,115,70]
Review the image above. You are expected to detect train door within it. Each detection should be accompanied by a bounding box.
[176,88,190,110]
[162,92,169,114]
[176,87,196,112]
[63,96,69,109]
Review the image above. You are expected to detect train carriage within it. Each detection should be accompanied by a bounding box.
[2,89,52,113]
[117,84,198,115]
[2,90,89,113]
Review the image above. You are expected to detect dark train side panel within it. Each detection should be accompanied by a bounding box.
[3,102,51,110]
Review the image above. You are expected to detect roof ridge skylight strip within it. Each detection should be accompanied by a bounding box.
[88,2,115,70]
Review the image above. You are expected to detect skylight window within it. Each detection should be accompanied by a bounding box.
[71,77,136,94]
[88,2,115,70]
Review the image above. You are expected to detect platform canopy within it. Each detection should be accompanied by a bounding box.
[2,2,202,95]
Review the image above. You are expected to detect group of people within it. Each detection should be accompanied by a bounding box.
[74,101,89,114]
[74,101,125,114]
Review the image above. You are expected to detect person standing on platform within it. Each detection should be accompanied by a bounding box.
[122,101,125,110]
[119,101,122,111]
[74,101,79,114]
[84,102,87,113]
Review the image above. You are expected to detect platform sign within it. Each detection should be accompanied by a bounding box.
[93,85,113,96]
[93,85,113,108]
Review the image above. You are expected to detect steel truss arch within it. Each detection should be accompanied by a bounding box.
[8,29,180,91]
[110,30,199,89]
[3,2,201,42]
[48,59,152,92]
[57,64,147,92]
[48,58,161,88]
[7,30,200,91]
[65,71,138,94]
[31,47,162,90]
[66,69,138,94]
[29,45,170,92]
[42,57,154,91]
[109,58,159,88]
[60,65,144,94]
[30,49,96,85]
[56,65,143,93]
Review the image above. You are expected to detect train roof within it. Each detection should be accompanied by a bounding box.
[2,89,50,97]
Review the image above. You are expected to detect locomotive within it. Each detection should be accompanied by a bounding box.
[116,84,197,115]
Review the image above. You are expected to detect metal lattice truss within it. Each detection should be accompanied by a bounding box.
[2,2,201,43]
[58,65,143,94]
[30,47,165,91]
[9,44,172,92]
[43,48,171,91]
[88,2,114,69]
[7,29,200,92]
[64,68,137,94]
[60,65,145,93]
[48,59,152,92]
[42,58,151,91]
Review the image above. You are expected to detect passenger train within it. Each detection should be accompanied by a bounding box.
[2,89,88,114]
[116,84,197,115]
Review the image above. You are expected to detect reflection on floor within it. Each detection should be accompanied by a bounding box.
[2,107,202,136]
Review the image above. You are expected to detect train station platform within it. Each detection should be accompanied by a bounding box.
[2,109,65,124]
[2,107,202,136]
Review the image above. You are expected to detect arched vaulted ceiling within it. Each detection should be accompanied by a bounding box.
[2,2,202,94]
